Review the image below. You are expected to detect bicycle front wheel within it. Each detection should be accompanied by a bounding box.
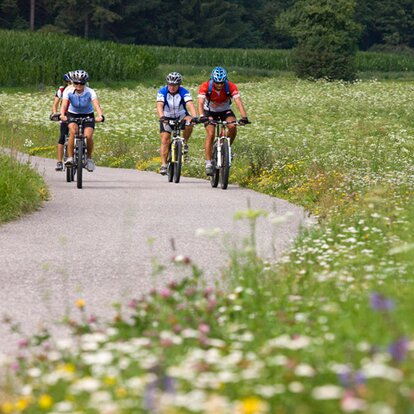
[220,140,230,190]
[173,140,183,183]
[211,144,219,188]
[76,139,83,189]
[167,144,174,182]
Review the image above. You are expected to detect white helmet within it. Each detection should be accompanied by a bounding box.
[166,72,182,85]
[71,69,89,84]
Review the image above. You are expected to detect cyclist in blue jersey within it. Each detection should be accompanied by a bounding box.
[156,72,197,175]
[59,69,104,172]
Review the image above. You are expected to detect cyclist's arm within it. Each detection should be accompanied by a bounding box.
[52,96,60,114]
[60,98,69,121]
[186,100,197,118]
[156,101,165,119]
[92,98,104,121]
[197,95,206,117]
[233,96,247,119]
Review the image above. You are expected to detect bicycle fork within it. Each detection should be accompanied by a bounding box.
[216,137,232,168]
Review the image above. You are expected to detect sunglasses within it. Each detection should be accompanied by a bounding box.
[214,81,224,85]
[73,81,85,85]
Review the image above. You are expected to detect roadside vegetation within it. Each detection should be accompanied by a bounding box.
[1,34,414,413]
[0,151,48,224]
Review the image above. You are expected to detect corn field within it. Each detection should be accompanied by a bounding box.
[1,29,414,87]
[0,30,157,86]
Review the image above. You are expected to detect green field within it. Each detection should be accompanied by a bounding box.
[1,73,414,413]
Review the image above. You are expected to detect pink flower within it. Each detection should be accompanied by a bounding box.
[159,288,172,298]
[199,323,210,334]
[17,338,29,349]
[128,299,138,309]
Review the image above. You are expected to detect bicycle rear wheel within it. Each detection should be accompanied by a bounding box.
[167,144,174,182]
[76,139,83,189]
[173,140,183,183]
[211,144,219,188]
[220,140,230,190]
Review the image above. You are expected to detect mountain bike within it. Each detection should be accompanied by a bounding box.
[209,120,239,190]
[67,116,94,189]
[165,119,188,183]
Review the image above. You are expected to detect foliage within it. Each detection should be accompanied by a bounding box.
[278,0,361,80]
[2,73,414,412]
[2,0,414,51]
[0,153,49,223]
[0,29,157,86]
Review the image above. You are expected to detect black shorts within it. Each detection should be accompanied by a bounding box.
[68,112,95,129]
[159,115,187,134]
[58,122,69,145]
[204,109,236,122]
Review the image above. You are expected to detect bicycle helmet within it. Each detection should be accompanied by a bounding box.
[211,66,228,82]
[71,69,89,84]
[166,72,182,85]
[63,72,71,82]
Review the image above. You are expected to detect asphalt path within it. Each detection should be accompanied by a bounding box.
[0,154,311,354]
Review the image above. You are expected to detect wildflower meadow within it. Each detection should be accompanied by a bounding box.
[1,74,414,413]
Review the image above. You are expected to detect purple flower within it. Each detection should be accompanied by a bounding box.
[388,337,409,363]
[370,292,395,312]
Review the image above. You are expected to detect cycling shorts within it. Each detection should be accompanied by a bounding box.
[159,114,188,134]
[204,109,236,123]
[58,122,69,145]
[68,112,95,129]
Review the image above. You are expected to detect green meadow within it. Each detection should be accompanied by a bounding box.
[1,30,414,414]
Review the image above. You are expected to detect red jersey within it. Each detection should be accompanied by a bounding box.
[198,80,240,112]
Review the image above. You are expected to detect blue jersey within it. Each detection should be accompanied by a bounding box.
[156,86,192,119]
[62,86,97,114]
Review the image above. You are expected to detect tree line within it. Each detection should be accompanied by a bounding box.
[1,0,413,51]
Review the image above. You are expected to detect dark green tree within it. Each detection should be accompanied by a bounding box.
[1,0,27,28]
[356,0,414,50]
[279,0,361,80]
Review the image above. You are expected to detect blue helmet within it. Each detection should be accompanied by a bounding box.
[63,72,71,82]
[211,66,228,82]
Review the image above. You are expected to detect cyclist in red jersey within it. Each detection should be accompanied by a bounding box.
[198,66,249,175]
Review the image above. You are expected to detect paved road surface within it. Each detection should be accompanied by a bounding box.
[0,154,311,354]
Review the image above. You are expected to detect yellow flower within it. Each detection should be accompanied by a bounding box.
[116,387,127,398]
[104,376,116,386]
[38,394,53,409]
[1,401,14,413]
[75,298,85,309]
[237,396,268,414]
[15,397,29,411]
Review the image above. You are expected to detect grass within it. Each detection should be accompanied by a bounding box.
[0,152,49,224]
[1,74,414,413]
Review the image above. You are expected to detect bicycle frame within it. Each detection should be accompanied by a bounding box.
[71,116,93,189]
[166,119,188,183]
[214,121,233,168]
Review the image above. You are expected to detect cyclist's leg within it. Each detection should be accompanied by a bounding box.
[84,127,94,159]
[57,122,67,162]
[224,110,237,145]
[183,115,193,142]
[204,110,217,162]
[160,120,172,167]
[67,121,78,158]
[84,116,96,159]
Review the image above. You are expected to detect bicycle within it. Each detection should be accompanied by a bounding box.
[67,116,95,189]
[165,119,190,184]
[209,120,240,190]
